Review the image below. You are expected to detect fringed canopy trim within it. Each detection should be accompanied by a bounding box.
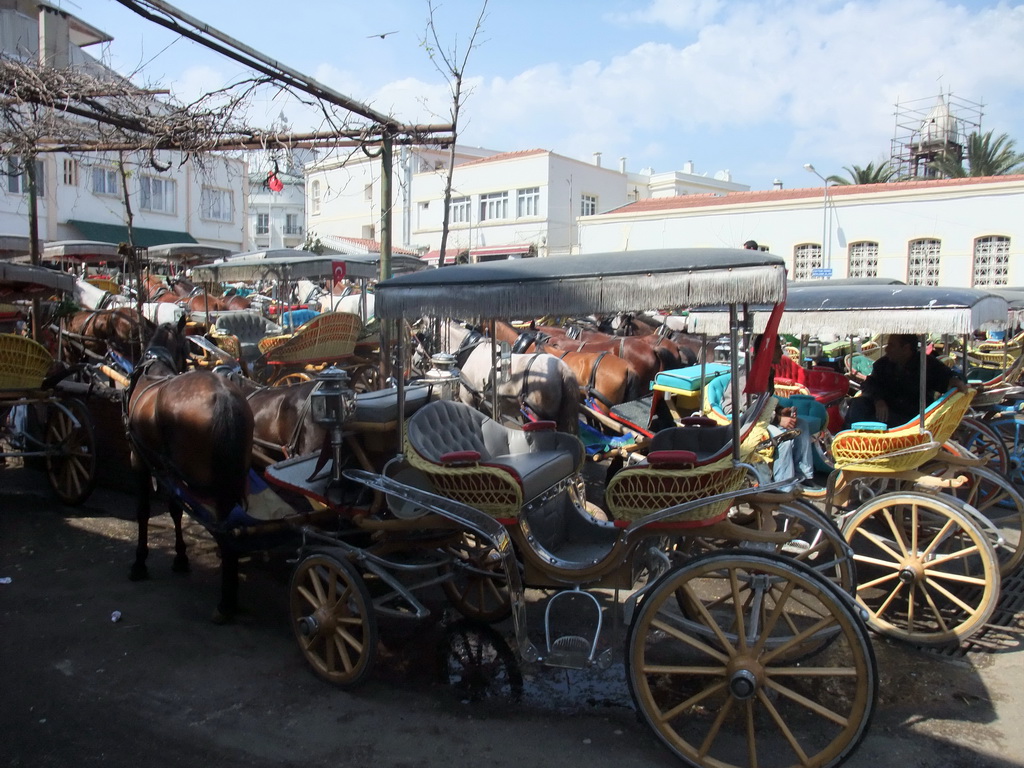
[376,249,787,319]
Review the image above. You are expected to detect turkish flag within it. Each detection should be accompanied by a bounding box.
[332,261,346,286]
[267,172,284,192]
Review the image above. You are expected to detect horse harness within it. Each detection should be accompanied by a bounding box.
[513,329,616,409]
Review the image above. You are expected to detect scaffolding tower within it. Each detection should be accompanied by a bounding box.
[890,93,984,179]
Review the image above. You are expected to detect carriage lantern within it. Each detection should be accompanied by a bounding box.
[426,352,461,401]
[805,336,823,362]
[713,335,731,363]
[311,366,356,427]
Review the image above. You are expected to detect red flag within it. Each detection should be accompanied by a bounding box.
[267,172,284,192]
[744,300,786,394]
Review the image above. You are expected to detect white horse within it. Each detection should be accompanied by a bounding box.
[419,319,580,434]
[297,279,375,322]
[72,276,184,324]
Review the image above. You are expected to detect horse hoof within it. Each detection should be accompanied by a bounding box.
[129,564,149,582]
[172,556,191,574]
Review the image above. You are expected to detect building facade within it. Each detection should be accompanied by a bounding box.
[578,176,1024,288]
[0,1,247,252]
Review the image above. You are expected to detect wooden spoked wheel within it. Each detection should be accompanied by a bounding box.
[290,551,377,687]
[985,414,1024,488]
[45,398,97,506]
[921,461,1024,577]
[627,551,877,768]
[273,371,313,387]
[350,363,382,393]
[953,417,1010,476]
[842,491,1000,645]
[440,533,512,623]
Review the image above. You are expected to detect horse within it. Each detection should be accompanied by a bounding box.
[73,276,130,310]
[126,314,255,620]
[418,319,580,434]
[62,307,155,366]
[231,377,325,469]
[493,321,639,413]
[528,325,674,389]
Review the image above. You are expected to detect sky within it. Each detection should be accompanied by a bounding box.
[63,0,1024,190]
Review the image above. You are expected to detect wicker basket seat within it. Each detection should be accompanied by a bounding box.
[831,389,974,473]
[605,395,775,524]
[257,311,361,365]
[404,399,584,520]
[0,333,53,391]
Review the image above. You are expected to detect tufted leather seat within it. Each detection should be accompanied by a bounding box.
[213,311,283,361]
[405,399,584,517]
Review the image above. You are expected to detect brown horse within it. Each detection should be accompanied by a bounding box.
[530,325,675,388]
[492,321,637,413]
[126,315,255,620]
[170,275,251,311]
[233,378,325,468]
[62,307,155,365]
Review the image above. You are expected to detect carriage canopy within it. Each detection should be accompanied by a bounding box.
[375,248,787,320]
[0,261,75,299]
[191,250,428,283]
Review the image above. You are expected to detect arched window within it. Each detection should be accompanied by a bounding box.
[973,235,1010,287]
[907,239,941,286]
[847,241,878,278]
[793,243,822,280]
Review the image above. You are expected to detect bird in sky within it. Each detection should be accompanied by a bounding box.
[367,31,398,39]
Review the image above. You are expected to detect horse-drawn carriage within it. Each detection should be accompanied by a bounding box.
[0,261,100,504]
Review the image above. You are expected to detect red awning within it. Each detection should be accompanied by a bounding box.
[421,249,465,266]
[469,244,533,259]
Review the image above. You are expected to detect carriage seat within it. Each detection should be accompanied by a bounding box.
[212,311,283,361]
[405,399,584,519]
[351,384,431,425]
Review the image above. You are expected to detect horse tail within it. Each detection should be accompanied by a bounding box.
[624,368,643,402]
[211,385,255,520]
[654,343,681,371]
[558,362,580,434]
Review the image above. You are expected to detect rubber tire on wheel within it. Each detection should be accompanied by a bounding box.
[842,491,1000,646]
[921,460,1024,577]
[440,533,512,623]
[627,550,877,768]
[45,398,97,506]
[985,414,1024,488]
[290,551,377,688]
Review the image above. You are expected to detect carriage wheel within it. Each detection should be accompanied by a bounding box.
[627,551,877,768]
[842,491,1000,645]
[440,621,523,703]
[45,398,97,506]
[350,364,382,393]
[953,417,1010,476]
[921,461,1024,577]
[289,551,377,688]
[274,371,312,387]
[984,414,1024,488]
[440,533,512,623]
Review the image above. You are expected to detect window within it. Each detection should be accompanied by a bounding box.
[256,213,269,235]
[517,187,540,218]
[907,238,941,286]
[139,176,176,214]
[364,183,373,201]
[200,187,232,222]
[847,241,879,278]
[62,159,78,186]
[450,196,471,224]
[310,180,321,215]
[284,213,302,235]
[793,243,823,280]
[479,192,508,221]
[580,194,598,217]
[5,157,44,195]
[361,224,375,240]
[91,166,119,196]
[973,235,1010,287]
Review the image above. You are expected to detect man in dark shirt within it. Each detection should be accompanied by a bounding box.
[843,334,969,428]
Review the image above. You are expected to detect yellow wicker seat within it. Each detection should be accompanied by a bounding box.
[0,334,53,390]
[605,396,775,524]
[404,399,584,520]
[830,389,974,473]
[260,311,362,366]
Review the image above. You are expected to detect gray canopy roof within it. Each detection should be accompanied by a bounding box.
[779,284,1008,336]
[147,243,232,265]
[0,261,75,298]
[375,248,787,319]
[191,251,427,283]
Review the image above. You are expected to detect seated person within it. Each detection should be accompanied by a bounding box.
[719,334,817,489]
[843,333,970,429]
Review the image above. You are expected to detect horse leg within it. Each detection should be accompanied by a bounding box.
[130,467,151,582]
[168,499,190,574]
[213,543,240,624]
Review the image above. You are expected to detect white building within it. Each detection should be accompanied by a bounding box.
[0,1,247,252]
[306,144,746,264]
[247,151,310,251]
[578,175,1024,288]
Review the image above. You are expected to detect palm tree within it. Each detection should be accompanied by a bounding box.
[928,130,1024,178]
[826,161,899,185]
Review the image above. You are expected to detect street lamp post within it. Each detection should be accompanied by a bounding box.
[803,163,833,276]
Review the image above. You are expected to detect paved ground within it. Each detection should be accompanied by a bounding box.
[2,465,1024,768]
